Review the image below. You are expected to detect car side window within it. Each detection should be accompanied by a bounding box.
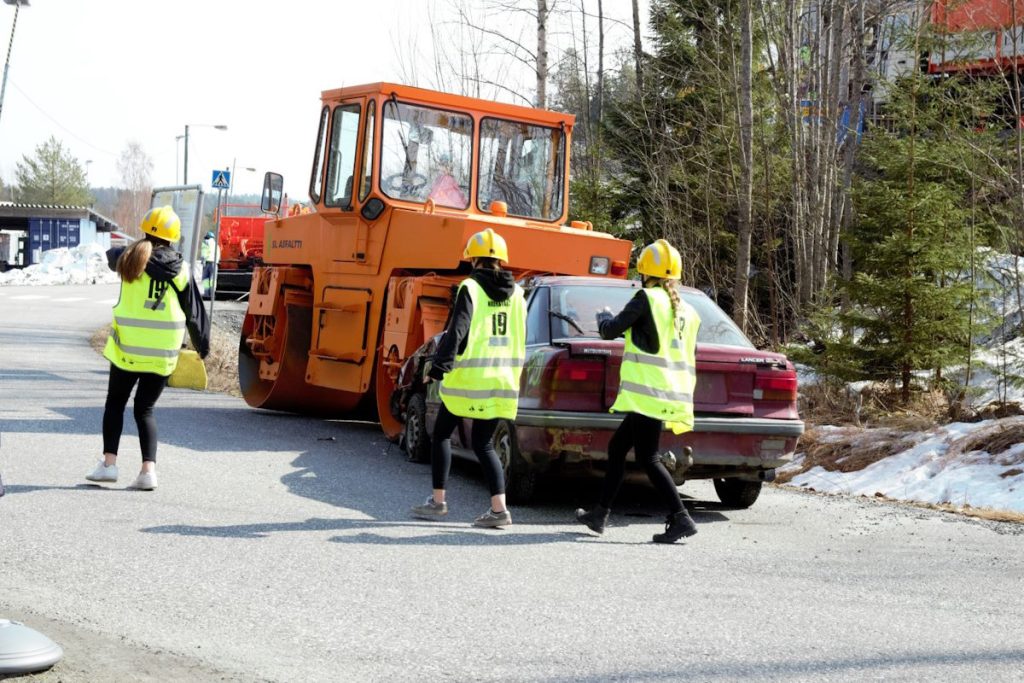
[526,286,550,345]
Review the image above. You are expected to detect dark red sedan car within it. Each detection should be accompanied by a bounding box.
[394,276,803,507]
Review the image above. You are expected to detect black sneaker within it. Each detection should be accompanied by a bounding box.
[652,509,697,544]
[575,505,610,534]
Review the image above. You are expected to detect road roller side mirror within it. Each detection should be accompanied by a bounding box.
[262,172,284,215]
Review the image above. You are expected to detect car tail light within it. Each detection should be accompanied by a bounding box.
[753,370,798,402]
[551,357,605,394]
[610,260,628,276]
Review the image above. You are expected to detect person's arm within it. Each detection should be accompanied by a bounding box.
[106,247,125,271]
[428,286,473,380]
[598,290,648,340]
[174,278,211,359]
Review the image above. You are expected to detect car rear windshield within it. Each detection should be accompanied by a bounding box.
[549,285,754,349]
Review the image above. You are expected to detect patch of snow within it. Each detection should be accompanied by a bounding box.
[783,420,1024,513]
[0,244,119,287]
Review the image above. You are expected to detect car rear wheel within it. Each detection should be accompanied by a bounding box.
[493,419,536,504]
[404,394,430,463]
[713,478,762,509]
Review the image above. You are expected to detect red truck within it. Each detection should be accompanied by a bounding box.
[213,204,266,298]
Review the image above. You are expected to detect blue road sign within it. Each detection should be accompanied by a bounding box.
[211,170,231,189]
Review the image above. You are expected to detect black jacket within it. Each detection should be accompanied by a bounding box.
[428,268,517,380]
[108,245,211,358]
[598,289,660,354]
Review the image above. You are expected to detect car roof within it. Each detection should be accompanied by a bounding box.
[526,275,705,296]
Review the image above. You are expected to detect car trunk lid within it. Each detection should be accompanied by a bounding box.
[559,339,796,417]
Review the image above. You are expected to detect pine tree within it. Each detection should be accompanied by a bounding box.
[14,136,92,206]
[827,72,999,402]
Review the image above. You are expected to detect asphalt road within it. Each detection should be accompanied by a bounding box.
[1,283,1023,682]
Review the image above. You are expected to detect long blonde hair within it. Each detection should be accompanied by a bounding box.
[646,277,682,332]
[116,239,153,283]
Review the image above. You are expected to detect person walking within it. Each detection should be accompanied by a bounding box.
[410,228,526,528]
[86,206,210,490]
[200,230,218,299]
[575,239,701,544]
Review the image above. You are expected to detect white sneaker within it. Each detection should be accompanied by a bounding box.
[131,471,158,491]
[85,462,118,483]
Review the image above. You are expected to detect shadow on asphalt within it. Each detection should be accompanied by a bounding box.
[2,483,124,494]
[0,404,371,453]
[138,454,729,544]
[4,401,732,543]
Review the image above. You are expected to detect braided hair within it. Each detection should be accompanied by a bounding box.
[644,276,682,335]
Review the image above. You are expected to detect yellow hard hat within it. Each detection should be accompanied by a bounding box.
[463,228,509,263]
[637,239,682,280]
[140,205,181,243]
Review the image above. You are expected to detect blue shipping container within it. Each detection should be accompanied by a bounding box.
[27,218,82,265]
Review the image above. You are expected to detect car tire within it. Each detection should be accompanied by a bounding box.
[493,419,536,504]
[404,394,431,463]
[713,478,762,509]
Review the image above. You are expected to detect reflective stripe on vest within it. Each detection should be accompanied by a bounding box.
[610,287,700,431]
[439,278,526,420]
[103,265,189,376]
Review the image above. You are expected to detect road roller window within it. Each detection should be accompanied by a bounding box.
[325,103,362,209]
[309,106,329,204]
[359,100,376,202]
[380,100,473,209]
[478,118,565,222]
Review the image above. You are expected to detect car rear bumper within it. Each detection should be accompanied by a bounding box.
[516,410,804,437]
[513,410,803,482]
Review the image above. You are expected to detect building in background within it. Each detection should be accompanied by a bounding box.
[0,202,120,271]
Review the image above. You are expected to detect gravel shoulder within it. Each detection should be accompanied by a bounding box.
[0,606,262,682]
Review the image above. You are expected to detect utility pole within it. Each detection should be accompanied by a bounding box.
[0,0,29,128]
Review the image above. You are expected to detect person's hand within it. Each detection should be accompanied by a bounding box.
[596,308,613,326]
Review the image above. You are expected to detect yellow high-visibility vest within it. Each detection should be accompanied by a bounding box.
[103,266,189,376]
[439,278,526,420]
[610,287,700,433]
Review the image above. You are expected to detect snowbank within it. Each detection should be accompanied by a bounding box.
[0,243,119,286]
[782,420,1024,513]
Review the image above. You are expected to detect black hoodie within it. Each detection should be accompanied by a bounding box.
[428,268,517,380]
[107,244,211,358]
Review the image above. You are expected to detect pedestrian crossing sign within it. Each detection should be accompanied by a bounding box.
[211,170,231,189]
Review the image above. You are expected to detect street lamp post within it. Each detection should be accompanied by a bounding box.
[0,0,29,128]
[228,157,258,203]
[182,123,227,184]
[175,135,184,184]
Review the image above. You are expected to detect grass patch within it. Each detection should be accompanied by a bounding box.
[775,425,924,484]
[90,315,240,397]
[947,416,1024,460]
[799,381,949,430]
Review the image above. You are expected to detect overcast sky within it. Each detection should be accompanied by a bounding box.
[0,0,648,204]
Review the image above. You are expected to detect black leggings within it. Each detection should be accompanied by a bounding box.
[600,412,684,514]
[431,402,505,496]
[102,363,167,463]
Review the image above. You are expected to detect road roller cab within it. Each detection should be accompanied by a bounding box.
[240,82,633,438]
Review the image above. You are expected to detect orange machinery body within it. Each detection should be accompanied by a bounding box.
[929,0,1024,73]
[215,204,266,272]
[241,82,633,438]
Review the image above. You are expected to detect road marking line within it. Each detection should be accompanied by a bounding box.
[8,294,48,300]
[52,297,88,302]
